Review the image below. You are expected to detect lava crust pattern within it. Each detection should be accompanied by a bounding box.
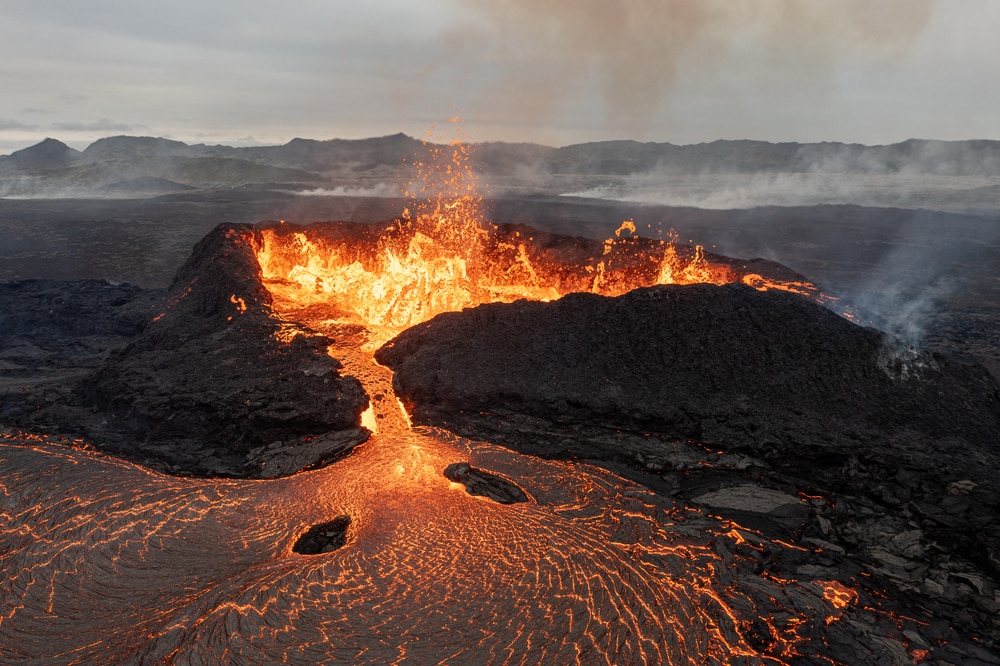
[0,429,784,664]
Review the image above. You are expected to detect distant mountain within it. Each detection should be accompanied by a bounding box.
[0,136,328,197]
[3,134,1000,200]
[3,138,83,171]
[544,139,1000,176]
[227,133,428,171]
[83,136,195,161]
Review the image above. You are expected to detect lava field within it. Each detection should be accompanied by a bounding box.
[2,213,999,664]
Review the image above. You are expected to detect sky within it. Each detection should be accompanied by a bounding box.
[1,0,999,154]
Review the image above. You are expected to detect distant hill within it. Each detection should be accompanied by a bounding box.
[83,136,194,161]
[99,176,197,195]
[542,138,1000,176]
[3,138,83,171]
[227,133,428,171]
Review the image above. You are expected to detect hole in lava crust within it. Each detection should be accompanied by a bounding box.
[292,516,352,555]
[443,461,529,504]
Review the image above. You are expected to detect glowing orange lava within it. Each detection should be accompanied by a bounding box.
[0,430,886,663]
[819,579,859,610]
[256,128,834,345]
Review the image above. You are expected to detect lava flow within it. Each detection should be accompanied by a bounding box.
[1,427,894,664]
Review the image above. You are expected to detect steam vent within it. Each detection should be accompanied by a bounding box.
[2,217,1000,664]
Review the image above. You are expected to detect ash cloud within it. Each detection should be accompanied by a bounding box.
[451,0,932,139]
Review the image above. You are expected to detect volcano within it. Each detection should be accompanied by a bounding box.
[1,216,999,664]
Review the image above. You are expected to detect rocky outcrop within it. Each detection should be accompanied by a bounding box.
[443,462,529,504]
[292,516,352,555]
[78,223,369,476]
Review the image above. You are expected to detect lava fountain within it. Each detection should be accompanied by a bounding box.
[255,127,835,348]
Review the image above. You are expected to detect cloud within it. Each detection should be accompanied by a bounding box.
[0,119,38,131]
[0,0,993,146]
[50,119,148,132]
[57,93,90,105]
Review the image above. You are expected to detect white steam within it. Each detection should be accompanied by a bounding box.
[559,172,1000,213]
[294,183,399,198]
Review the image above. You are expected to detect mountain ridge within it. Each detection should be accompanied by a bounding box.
[3,134,1000,199]
[4,134,1000,174]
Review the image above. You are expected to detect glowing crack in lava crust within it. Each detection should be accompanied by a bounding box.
[0,134,906,664]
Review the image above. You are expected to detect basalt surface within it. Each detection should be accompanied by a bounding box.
[377,284,1000,454]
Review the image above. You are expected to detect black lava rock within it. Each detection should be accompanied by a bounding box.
[443,462,529,504]
[292,516,352,555]
[377,284,1000,462]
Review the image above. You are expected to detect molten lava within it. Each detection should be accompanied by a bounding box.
[256,136,832,345]
[0,429,888,664]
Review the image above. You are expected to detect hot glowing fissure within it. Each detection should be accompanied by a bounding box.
[256,209,831,348]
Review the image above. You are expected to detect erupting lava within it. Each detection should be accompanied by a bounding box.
[256,129,830,344]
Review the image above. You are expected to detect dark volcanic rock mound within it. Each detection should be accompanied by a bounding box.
[377,284,1000,455]
[79,223,369,476]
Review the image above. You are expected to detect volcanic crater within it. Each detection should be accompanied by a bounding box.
[2,213,999,663]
